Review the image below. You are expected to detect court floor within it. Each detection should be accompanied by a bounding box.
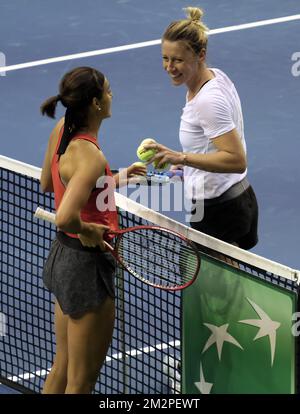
[0,0,300,393]
[1,1,300,268]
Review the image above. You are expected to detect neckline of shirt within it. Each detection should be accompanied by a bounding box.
[186,68,218,104]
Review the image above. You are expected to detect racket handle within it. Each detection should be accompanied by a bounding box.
[34,207,56,224]
[34,207,114,252]
[104,241,113,251]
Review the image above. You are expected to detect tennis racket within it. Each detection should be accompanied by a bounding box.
[34,207,200,291]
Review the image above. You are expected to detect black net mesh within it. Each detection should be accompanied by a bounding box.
[0,161,298,394]
[0,166,181,394]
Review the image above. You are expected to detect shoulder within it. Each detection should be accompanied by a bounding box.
[69,138,105,164]
[210,68,234,85]
[195,82,234,129]
[197,85,230,116]
[66,138,106,176]
[195,71,228,105]
[200,68,235,98]
[59,138,106,185]
[50,117,65,140]
[48,117,65,151]
[46,117,65,161]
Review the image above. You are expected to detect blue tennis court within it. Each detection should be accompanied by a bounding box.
[1,0,300,394]
[1,0,299,267]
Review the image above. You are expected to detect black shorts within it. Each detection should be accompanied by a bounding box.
[43,232,116,318]
[190,186,258,250]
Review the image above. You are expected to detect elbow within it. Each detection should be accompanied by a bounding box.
[55,211,79,233]
[235,154,247,174]
[236,164,247,174]
[55,213,67,231]
[40,178,53,193]
[40,183,52,193]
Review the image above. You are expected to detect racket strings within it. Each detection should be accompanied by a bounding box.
[117,228,200,289]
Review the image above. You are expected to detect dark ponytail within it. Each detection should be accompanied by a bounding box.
[40,95,60,119]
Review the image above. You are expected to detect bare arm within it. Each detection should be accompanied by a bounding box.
[55,140,109,249]
[40,117,64,192]
[182,129,247,173]
[145,129,247,174]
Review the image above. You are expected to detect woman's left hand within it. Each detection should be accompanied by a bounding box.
[114,162,147,188]
[126,162,147,178]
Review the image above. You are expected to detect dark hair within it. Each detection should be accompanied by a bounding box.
[40,66,105,153]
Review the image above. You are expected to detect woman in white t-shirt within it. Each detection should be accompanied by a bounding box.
[145,6,258,249]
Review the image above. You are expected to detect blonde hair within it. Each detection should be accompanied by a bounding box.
[162,7,209,54]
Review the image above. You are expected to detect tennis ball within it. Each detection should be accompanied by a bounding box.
[153,159,170,171]
[137,138,157,162]
[140,138,156,146]
[132,161,146,168]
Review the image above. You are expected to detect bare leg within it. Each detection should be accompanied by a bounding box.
[65,296,115,394]
[42,300,68,394]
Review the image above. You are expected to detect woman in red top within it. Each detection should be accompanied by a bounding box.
[40,66,145,394]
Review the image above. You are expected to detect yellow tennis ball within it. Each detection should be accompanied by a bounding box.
[153,159,170,171]
[137,138,157,162]
[132,161,146,168]
[140,138,156,146]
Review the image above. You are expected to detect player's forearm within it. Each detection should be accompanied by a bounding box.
[182,151,247,173]
[113,169,134,188]
[55,209,92,234]
[113,172,122,188]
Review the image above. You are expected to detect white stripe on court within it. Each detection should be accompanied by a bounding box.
[0,14,299,74]
[6,340,181,383]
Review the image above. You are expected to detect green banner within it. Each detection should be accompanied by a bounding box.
[182,256,297,394]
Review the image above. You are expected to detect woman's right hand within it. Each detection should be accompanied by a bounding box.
[78,222,110,251]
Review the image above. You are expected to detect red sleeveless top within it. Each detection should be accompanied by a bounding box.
[51,129,119,239]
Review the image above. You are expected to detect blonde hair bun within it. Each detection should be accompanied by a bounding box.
[184,7,204,22]
[162,6,208,54]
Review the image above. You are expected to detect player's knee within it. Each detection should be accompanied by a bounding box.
[66,372,98,394]
[65,382,93,394]
[49,359,68,381]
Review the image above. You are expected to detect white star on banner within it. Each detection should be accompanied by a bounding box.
[202,323,243,360]
[194,362,213,394]
[239,298,281,366]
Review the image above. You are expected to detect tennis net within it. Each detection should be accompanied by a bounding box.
[0,155,299,394]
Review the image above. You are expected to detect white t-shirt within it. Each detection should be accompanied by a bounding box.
[179,68,247,200]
